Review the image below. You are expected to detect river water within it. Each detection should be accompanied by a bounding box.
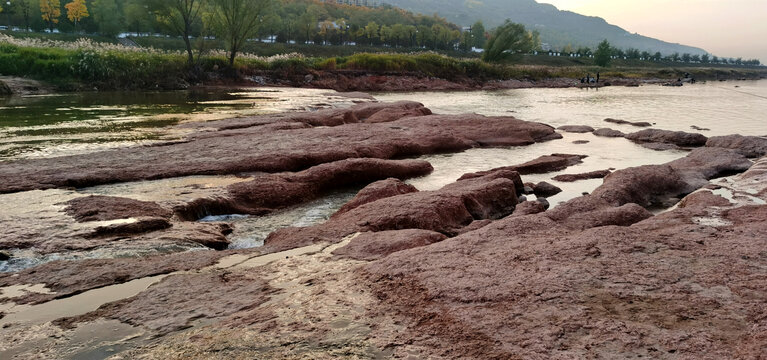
[1,81,766,268]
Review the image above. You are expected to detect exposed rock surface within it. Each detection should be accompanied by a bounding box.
[0,103,559,194]
[264,169,522,251]
[557,125,594,133]
[361,153,765,359]
[706,134,767,158]
[552,169,612,182]
[175,158,433,220]
[511,201,546,216]
[532,181,562,197]
[332,230,447,261]
[0,250,230,305]
[333,178,418,216]
[604,118,652,127]
[458,154,586,180]
[63,195,172,222]
[56,272,274,335]
[593,128,626,137]
[640,142,681,151]
[626,129,708,147]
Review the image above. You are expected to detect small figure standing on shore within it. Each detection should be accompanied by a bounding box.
[596,72,600,84]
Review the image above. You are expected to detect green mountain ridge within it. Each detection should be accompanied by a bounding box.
[381,0,708,55]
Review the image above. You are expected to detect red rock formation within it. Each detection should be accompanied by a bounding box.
[458,154,586,181]
[264,169,522,251]
[593,128,626,137]
[63,195,172,222]
[174,158,433,220]
[333,178,419,216]
[626,129,708,147]
[706,134,767,158]
[557,125,594,133]
[332,230,447,261]
[552,169,612,182]
[0,105,558,194]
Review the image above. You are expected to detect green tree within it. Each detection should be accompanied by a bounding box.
[211,0,271,66]
[471,20,485,49]
[594,39,611,67]
[92,0,121,37]
[15,0,35,31]
[124,0,153,35]
[482,20,536,62]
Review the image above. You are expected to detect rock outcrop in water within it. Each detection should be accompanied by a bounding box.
[458,154,586,180]
[175,158,433,220]
[264,169,523,251]
[552,169,612,182]
[3,100,767,359]
[593,127,626,137]
[0,102,559,194]
[626,129,708,147]
[333,178,418,216]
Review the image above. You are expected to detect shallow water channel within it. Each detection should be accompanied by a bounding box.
[1,81,766,268]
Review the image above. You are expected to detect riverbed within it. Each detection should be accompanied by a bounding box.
[1,80,765,268]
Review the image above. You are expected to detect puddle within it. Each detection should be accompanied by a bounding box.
[0,275,167,326]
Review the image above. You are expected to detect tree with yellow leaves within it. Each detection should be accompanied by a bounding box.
[40,0,62,31]
[65,0,89,30]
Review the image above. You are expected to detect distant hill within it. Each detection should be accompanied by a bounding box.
[381,0,707,55]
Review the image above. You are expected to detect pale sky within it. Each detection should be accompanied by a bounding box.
[542,0,767,61]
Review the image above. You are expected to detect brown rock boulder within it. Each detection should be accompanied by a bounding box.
[511,201,546,216]
[56,272,274,335]
[557,125,594,133]
[533,181,562,197]
[459,154,587,181]
[175,158,433,220]
[332,230,447,261]
[333,178,419,216]
[264,170,521,251]
[604,118,651,127]
[678,190,733,208]
[593,128,626,137]
[0,107,559,194]
[63,195,172,222]
[552,169,611,182]
[640,142,681,151]
[626,129,708,147]
[706,134,767,158]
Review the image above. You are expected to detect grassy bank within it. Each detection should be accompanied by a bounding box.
[1,33,765,91]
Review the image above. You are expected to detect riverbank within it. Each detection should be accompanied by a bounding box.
[0,97,766,358]
[1,34,765,94]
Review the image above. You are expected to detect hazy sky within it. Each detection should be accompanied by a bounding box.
[542,0,767,61]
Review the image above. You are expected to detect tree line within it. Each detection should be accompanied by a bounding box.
[0,0,487,62]
[0,1,760,67]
